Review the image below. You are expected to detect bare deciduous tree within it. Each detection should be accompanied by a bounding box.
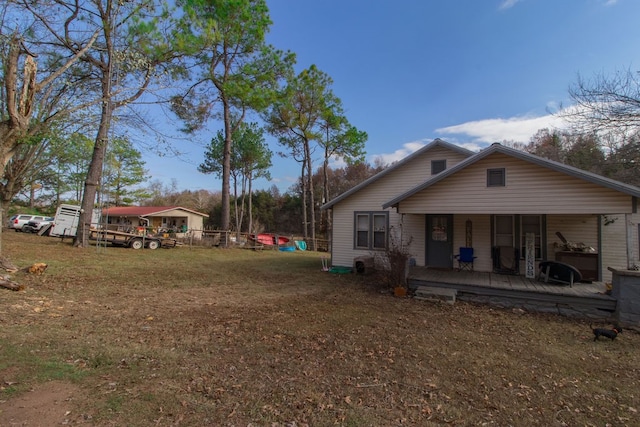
[0,25,98,253]
[565,68,640,134]
[16,0,177,247]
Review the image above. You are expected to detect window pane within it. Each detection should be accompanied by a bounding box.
[432,217,448,241]
[372,214,387,249]
[495,215,513,247]
[373,231,386,248]
[357,231,369,247]
[495,215,512,234]
[356,215,369,248]
[521,215,540,232]
[373,215,386,231]
[357,215,368,231]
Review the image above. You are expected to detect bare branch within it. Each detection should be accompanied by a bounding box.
[37,29,101,90]
[563,68,640,134]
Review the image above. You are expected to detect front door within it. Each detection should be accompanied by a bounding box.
[426,214,453,269]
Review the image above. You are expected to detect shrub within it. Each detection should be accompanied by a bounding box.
[373,226,413,290]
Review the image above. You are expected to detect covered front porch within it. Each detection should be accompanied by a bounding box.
[408,266,616,319]
[400,212,628,284]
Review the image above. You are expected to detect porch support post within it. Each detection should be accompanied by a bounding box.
[627,214,634,270]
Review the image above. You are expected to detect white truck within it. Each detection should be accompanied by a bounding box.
[50,204,101,237]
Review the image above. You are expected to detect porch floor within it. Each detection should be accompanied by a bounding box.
[408,267,617,317]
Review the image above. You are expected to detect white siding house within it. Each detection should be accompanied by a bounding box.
[322,141,640,283]
[323,139,473,269]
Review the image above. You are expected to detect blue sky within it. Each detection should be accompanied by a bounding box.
[145,0,640,194]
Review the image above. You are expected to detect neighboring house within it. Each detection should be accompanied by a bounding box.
[102,206,209,238]
[322,139,640,283]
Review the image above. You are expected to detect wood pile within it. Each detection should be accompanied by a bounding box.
[0,257,48,291]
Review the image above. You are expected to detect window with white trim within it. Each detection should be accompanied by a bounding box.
[355,212,388,250]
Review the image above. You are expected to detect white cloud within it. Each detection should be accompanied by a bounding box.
[365,108,576,167]
[603,0,618,6]
[370,139,430,165]
[435,112,568,144]
[499,0,523,11]
[369,110,568,166]
[328,156,347,169]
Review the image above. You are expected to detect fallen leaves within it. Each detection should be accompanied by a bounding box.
[1,233,640,426]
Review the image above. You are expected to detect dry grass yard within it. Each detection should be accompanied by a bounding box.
[0,231,639,426]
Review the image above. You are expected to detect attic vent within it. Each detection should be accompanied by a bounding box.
[431,159,446,175]
[487,168,506,187]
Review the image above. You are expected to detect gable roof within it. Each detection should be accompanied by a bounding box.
[321,138,474,210]
[383,143,640,209]
[102,206,209,218]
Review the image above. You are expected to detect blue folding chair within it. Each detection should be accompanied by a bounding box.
[455,247,477,271]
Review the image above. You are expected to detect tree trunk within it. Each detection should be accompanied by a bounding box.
[55,167,62,207]
[0,40,37,256]
[322,145,331,239]
[300,159,308,240]
[29,185,36,208]
[0,277,23,291]
[75,94,112,247]
[248,172,253,234]
[221,98,232,233]
[305,139,316,250]
[239,174,247,234]
[233,173,239,240]
[0,199,4,254]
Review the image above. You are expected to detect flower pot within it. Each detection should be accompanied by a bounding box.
[394,286,407,297]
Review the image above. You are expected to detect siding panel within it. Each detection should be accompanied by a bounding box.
[601,213,640,282]
[398,154,633,214]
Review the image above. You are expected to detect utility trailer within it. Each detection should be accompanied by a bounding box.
[88,228,177,249]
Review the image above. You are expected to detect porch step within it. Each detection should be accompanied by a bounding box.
[414,286,457,304]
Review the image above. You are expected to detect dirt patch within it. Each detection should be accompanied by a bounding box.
[0,381,81,426]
